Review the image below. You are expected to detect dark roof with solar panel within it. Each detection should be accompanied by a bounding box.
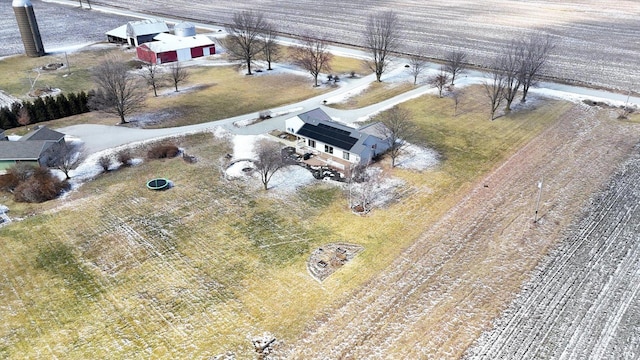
[297,122,359,150]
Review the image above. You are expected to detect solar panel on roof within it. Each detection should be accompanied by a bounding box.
[297,123,358,150]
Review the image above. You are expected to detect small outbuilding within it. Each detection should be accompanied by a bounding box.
[136,33,215,64]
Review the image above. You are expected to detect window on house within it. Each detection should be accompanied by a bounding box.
[343,151,350,160]
[308,139,316,148]
[325,145,333,154]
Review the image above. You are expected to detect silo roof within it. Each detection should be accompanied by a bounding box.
[175,22,195,29]
[12,0,32,7]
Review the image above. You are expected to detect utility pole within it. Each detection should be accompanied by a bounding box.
[534,177,543,223]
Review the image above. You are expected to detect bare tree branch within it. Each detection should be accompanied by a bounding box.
[428,67,450,98]
[291,34,333,87]
[141,62,163,97]
[169,61,189,92]
[444,50,468,85]
[408,51,427,85]
[520,33,556,103]
[47,142,86,179]
[254,140,286,190]
[364,11,400,82]
[376,106,417,167]
[89,56,146,124]
[221,11,268,75]
[483,58,507,120]
[262,22,280,71]
[501,40,525,112]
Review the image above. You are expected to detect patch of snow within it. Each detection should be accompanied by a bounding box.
[266,165,316,193]
[226,160,254,179]
[323,83,370,104]
[395,144,439,171]
[231,134,266,160]
[211,126,230,139]
[7,135,21,141]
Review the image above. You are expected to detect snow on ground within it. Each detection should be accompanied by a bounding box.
[224,135,316,193]
[395,144,439,171]
[231,134,265,160]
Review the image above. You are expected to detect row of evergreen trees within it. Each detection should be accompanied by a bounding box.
[0,91,90,131]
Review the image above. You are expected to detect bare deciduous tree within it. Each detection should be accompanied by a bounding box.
[262,22,280,71]
[444,50,467,85]
[141,62,163,97]
[376,106,417,167]
[500,40,525,112]
[89,57,146,124]
[169,61,189,92]
[428,67,450,97]
[364,11,400,82]
[47,142,86,179]
[292,34,333,87]
[483,59,507,120]
[222,11,268,75]
[408,52,427,85]
[348,164,382,214]
[17,106,31,129]
[520,33,555,103]
[254,140,286,190]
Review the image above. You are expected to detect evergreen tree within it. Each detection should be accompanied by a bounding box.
[56,93,70,118]
[0,107,16,130]
[45,96,60,120]
[31,97,49,123]
[67,92,80,115]
[78,91,90,113]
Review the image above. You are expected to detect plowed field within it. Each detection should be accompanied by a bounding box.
[86,0,640,90]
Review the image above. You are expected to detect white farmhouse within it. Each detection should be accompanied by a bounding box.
[285,108,390,171]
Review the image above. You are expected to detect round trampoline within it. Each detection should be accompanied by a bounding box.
[146,178,171,190]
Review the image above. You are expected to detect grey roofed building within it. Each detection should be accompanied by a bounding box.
[0,126,66,173]
[19,126,64,142]
[285,108,391,168]
[0,140,52,161]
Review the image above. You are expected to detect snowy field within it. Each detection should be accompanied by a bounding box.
[465,151,640,360]
[34,0,640,91]
[0,0,135,57]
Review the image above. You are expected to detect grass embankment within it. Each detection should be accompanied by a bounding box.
[0,85,568,358]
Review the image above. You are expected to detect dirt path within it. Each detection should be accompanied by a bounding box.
[277,105,640,358]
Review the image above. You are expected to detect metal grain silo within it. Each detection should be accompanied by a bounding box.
[12,0,45,57]
[174,22,196,37]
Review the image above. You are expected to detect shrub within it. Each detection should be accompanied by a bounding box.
[147,144,180,159]
[259,110,272,120]
[117,150,133,166]
[13,168,67,203]
[97,155,112,171]
[0,173,19,192]
[7,163,36,182]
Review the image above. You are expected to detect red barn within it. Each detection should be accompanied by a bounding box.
[136,33,215,64]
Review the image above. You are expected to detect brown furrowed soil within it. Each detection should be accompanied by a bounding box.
[277,105,640,358]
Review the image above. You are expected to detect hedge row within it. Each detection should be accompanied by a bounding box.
[0,91,90,131]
